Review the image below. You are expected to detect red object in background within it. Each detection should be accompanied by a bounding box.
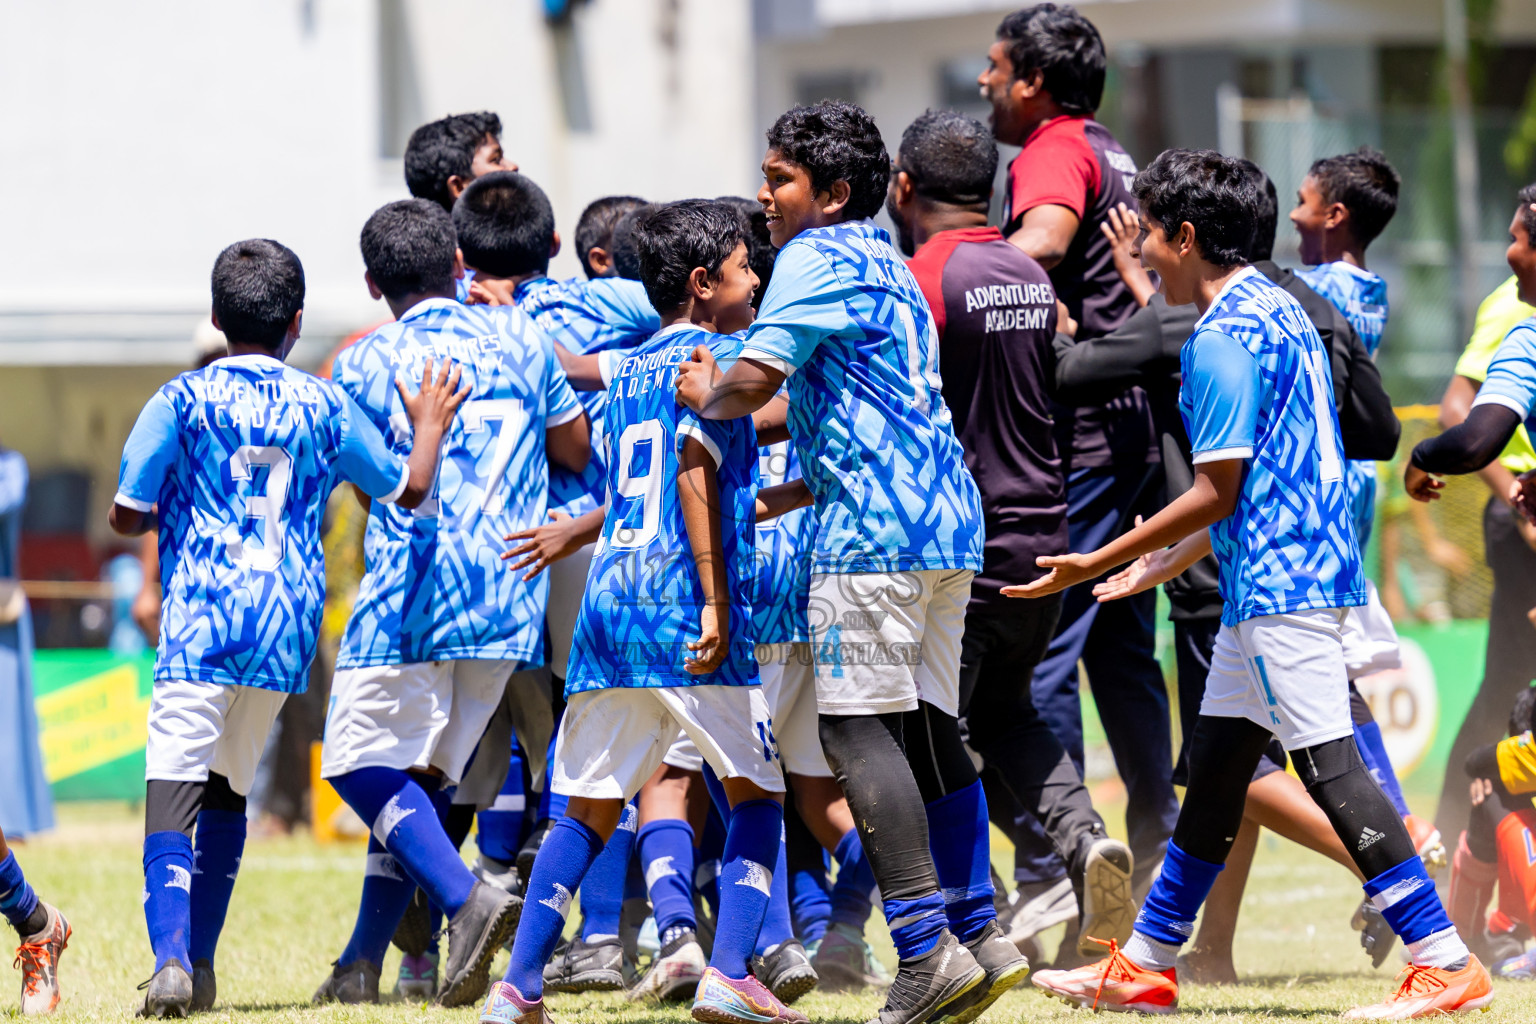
[19,532,103,583]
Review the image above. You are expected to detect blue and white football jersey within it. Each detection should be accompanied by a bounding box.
[753,439,814,646]
[740,220,984,575]
[1300,261,1390,549]
[115,354,408,692]
[334,298,583,668]
[567,324,758,694]
[514,276,660,516]
[1181,267,1366,626]
[1471,317,1536,434]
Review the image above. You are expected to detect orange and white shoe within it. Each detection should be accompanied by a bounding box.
[1343,957,1493,1020]
[1405,815,1448,877]
[15,902,70,1015]
[1031,939,1177,1015]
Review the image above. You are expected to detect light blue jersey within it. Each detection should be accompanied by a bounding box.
[1181,267,1366,626]
[739,220,984,575]
[1471,317,1536,435]
[567,324,758,695]
[1301,261,1389,548]
[514,276,660,516]
[334,298,583,668]
[116,354,407,692]
[753,439,813,645]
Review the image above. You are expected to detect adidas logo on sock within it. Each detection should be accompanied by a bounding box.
[1358,827,1385,852]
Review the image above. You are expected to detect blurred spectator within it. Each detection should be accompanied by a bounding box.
[1433,275,1536,844]
[0,446,54,836]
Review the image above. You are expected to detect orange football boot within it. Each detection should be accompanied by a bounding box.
[1031,938,1177,1015]
[1343,956,1493,1020]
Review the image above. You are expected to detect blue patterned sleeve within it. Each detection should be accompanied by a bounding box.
[336,391,409,503]
[1185,329,1262,464]
[115,388,180,511]
[740,242,850,374]
[1472,321,1536,424]
[584,278,661,335]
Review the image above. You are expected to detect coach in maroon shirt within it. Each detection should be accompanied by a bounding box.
[889,108,1135,958]
[976,3,1176,933]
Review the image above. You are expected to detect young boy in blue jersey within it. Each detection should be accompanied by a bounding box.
[574,195,649,280]
[111,238,467,1017]
[480,199,806,1024]
[676,101,1017,1024]
[317,199,591,1009]
[1009,149,1490,1018]
[405,112,518,213]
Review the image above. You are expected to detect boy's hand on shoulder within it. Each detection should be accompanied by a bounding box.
[397,358,470,433]
[674,345,719,415]
[1000,552,1095,599]
[1404,462,1444,503]
[684,603,725,675]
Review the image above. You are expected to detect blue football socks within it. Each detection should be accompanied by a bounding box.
[637,819,697,942]
[331,767,475,919]
[1124,840,1224,970]
[339,835,418,968]
[925,781,996,943]
[790,859,832,945]
[502,816,606,999]
[143,830,194,973]
[883,892,949,962]
[580,803,637,942]
[830,828,876,931]
[0,851,40,933]
[477,733,528,864]
[187,809,245,966]
[712,798,783,978]
[1354,721,1413,818]
[1365,857,1469,968]
[755,823,795,957]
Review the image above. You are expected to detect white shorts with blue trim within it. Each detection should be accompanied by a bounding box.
[1201,608,1353,751]
[553,685,784,800]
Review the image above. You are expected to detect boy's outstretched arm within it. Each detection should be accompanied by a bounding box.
[502,506,606,581]
[1090,526,1213,604]
[1404,404,1521,502]
[1002,458,1242,599]
[675,347,785,421]
[677,435,729,674]
[394,358,471,509]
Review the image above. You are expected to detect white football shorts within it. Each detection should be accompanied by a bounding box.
[758,641,830,777]
[1340,581,1402,680]
[145,679,288,796]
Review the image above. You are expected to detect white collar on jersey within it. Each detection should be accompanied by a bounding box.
[650,322,702,343]
[398,296,462,322]
[218,352,285,368]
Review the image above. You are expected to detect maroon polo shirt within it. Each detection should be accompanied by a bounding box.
[908,226,1068,601]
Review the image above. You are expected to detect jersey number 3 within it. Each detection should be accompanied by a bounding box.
[227,445,292,571]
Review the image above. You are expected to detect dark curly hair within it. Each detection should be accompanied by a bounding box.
[404,111,502,212]
[1308,146,1400,246]
[1518,182,1536,246]
[634,200,747,314]
[765,101,890,222]
[996,4,1106,116]
[1132,149,1258,268]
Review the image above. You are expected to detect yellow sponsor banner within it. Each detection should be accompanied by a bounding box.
[35,664,150,781]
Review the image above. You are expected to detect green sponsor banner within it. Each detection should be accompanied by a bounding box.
[31,649,155,802]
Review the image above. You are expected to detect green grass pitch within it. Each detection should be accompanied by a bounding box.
[9,802,1536,1022]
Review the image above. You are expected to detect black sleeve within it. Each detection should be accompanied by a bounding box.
[1052,304,1165,405]
[1410,403,1522,475]
[1334,321,1401,462]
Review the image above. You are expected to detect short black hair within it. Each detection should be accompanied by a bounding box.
[898,109,998,208]
[1132,149,1257,269]
[634,200,746,314]
[1234,158,1279,262]
[452,172,555,278]
[361,199,458,301]
[766,101,890,221]
[210,239,305,350]
[996,4,1106,116]
[1518,182,1536,245]
[609,205,654,281]
[404,112,502,212]
[715,195,777,300]
[1511,685,1536,737]
[1308,146,1400,246]
[574,195,648,278]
